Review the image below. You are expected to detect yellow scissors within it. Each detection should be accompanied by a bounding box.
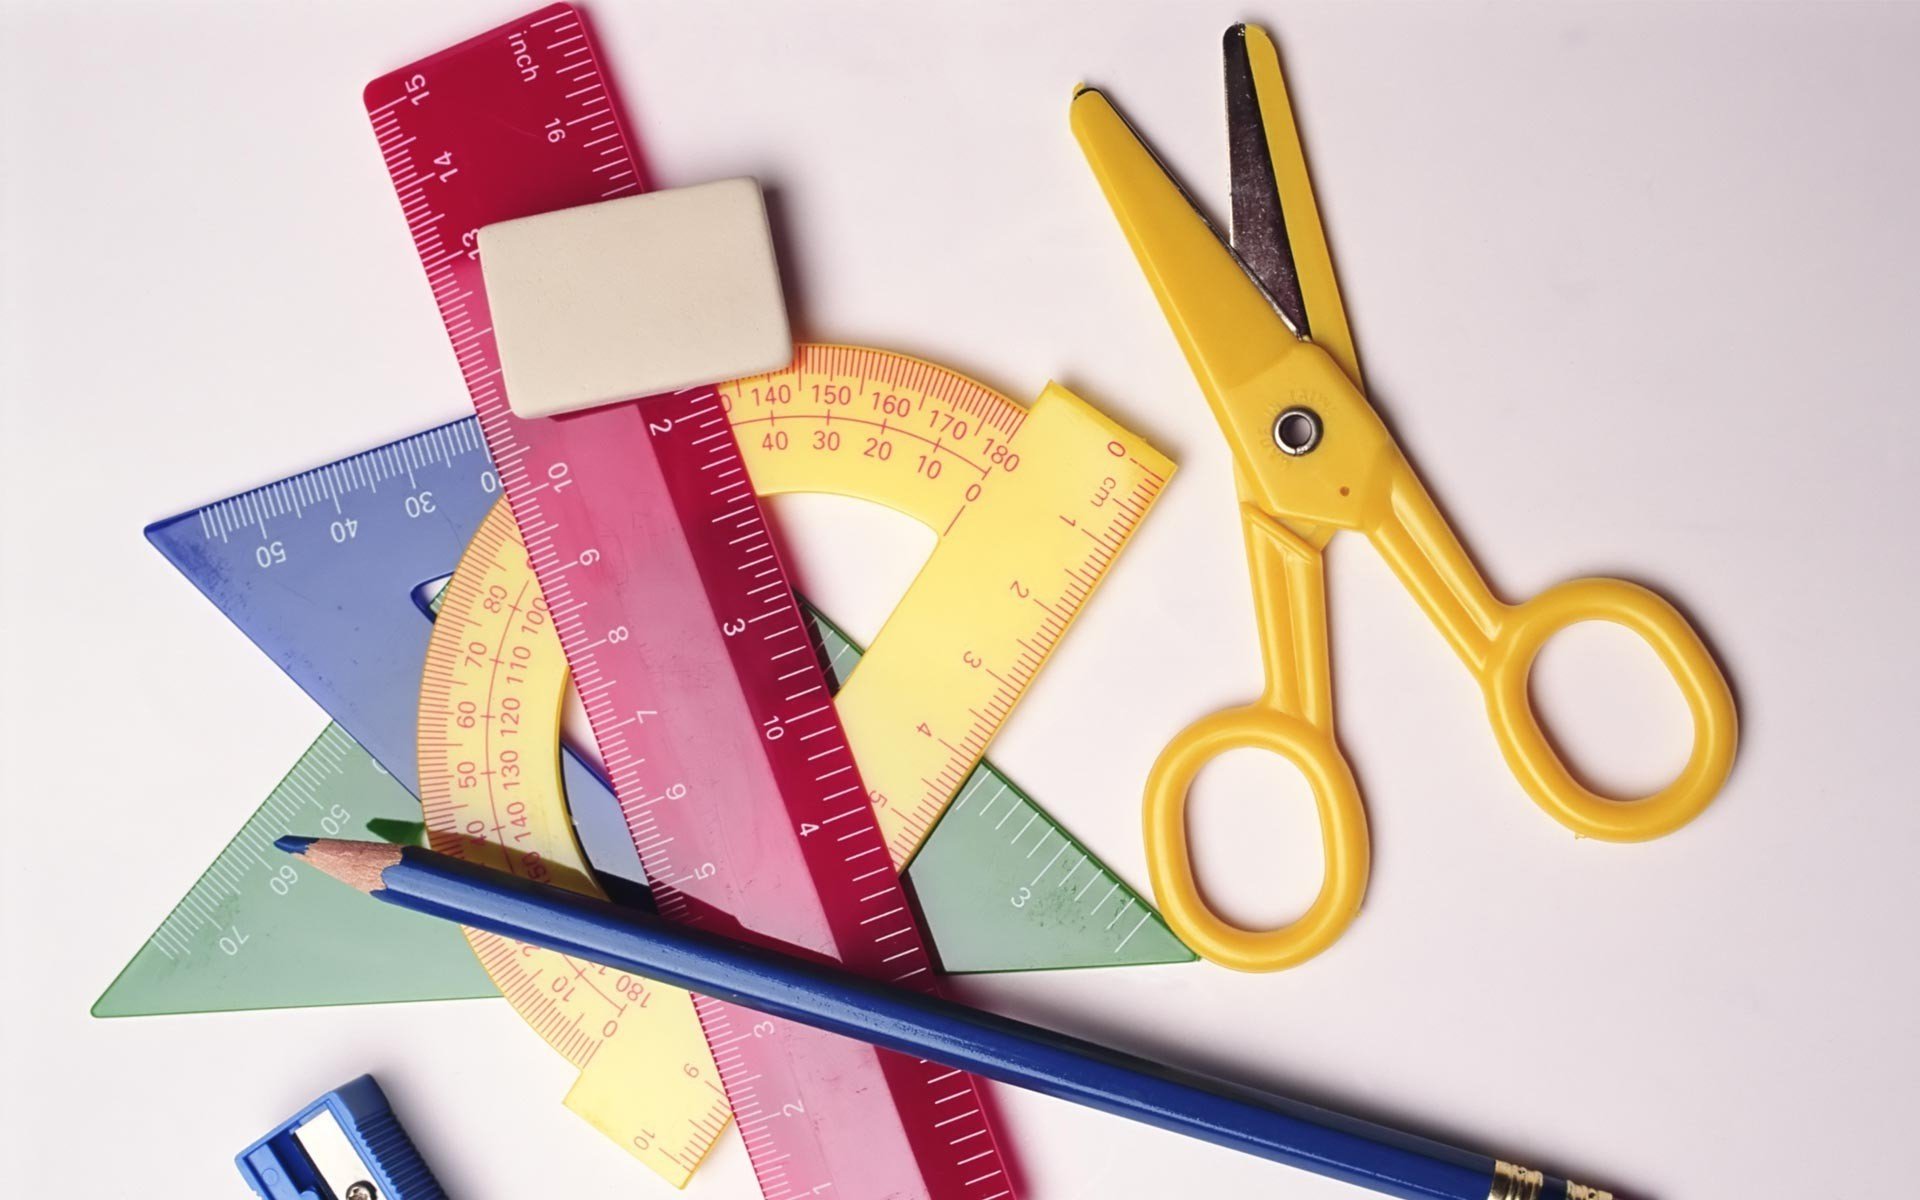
[1072,26,1737,972]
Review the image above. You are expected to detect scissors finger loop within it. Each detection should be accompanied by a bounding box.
[1143,705,1369,972]
[1483,578,1736,843]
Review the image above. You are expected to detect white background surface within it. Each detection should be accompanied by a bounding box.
[3,2,1917,1197]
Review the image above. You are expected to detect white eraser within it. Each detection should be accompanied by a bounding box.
[478,178,793,419]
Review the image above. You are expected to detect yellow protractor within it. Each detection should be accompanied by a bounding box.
[419,345,1170,1184]
[418,503,727,1187]
[724,345,1173,863]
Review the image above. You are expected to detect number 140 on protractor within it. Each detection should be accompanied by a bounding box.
[722,345,1175,866]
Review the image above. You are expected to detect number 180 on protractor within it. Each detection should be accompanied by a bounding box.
[720,345,1175,866]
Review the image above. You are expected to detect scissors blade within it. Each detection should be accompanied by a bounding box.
[1071,85,1304,429]
[1225,24,1310,337]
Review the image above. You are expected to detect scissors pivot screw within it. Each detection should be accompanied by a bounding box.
[1272,407,1322,456]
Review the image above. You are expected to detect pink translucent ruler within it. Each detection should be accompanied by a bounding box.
[364,8,1014,1197]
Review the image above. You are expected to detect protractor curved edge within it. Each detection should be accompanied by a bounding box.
[417,498,729,1187]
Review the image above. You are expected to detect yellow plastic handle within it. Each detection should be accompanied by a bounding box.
[1143,705,1368,973]
[1370,461,1738,844]
[1483,578,1737,841]
[1142,507,1368,972]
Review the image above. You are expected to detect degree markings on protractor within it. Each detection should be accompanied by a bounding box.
[726,345,1175,865]
[419,501,726,1186]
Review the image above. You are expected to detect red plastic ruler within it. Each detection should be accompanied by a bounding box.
[365,8,1012,1198]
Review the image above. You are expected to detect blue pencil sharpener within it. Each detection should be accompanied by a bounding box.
[236,1075,445,1200]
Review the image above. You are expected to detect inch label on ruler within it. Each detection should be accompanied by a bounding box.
[366,9,1013,1198]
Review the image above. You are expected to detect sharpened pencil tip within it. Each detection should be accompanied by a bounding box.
[275,837,404,893]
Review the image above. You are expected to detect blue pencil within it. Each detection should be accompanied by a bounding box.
[279,836,1610,1200]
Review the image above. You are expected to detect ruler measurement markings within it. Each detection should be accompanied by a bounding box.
[366,20,992,1195]
[419,501,726,1179]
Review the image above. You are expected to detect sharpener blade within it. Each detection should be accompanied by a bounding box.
[294,1109,380,1200]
